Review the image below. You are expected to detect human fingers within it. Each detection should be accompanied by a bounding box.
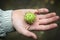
[35,8,49,14]
[37,12,56,19]
[39,16,59,24]
[28,23,57,30]
[16,27,37,39]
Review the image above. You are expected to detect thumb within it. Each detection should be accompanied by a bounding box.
[15,25,37,39]
[23,30,37,39]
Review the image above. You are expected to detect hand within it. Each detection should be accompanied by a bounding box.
[12,8,59,39]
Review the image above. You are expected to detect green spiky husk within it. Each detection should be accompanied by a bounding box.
[24,12,36,25]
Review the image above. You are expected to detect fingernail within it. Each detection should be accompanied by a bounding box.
[52,13,56,16]
[44,9,49,12]
[56,16,59,19]
[53,23,58,27]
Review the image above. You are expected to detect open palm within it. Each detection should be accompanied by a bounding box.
[12,8,59,39]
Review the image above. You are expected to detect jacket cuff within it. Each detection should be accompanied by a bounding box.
[0,9,14,37]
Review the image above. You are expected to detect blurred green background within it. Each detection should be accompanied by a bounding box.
[0,0,60,40]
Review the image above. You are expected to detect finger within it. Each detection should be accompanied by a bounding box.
[35,8,49,14]
[23,30,37,39]
[39,16,59,24]
[40,23,58,30]
[37,13,56,19]
[21,29,37,39]
[29,23,57,30]
[15,26,37,39]
[44,12,56,18]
